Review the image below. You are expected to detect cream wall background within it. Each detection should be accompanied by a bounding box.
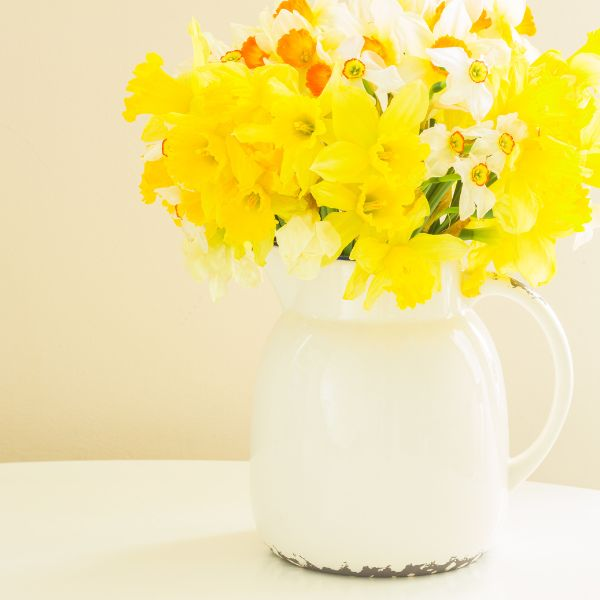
[0,1,599,487]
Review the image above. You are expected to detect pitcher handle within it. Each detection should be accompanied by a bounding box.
[471,274,574,491]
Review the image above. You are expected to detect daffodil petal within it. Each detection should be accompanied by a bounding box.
[311,141,370,183]
[332,85,379,147]
[380,80,429,133]
[310,181,357,211]
[427,47,469,73]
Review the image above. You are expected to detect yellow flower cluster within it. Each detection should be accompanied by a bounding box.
[124,1,600,308]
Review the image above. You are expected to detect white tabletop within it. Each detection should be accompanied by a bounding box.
[0,461,598,599]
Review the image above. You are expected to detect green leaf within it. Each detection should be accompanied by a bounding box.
[340,240,355,259]
[459,226,498,243]
[451,180,463,207]
[362,80,383,113]
[363,79,376,96]
[436,174,461,183]
[421,173,461,189]
[319,206,332,220]
[487,172,498,187]
[429,81,447,99]
[440,206,460,216]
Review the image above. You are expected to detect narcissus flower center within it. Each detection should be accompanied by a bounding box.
[377,147,393,162]
[363,195,386,213]
[245,192,261,209]
[498,132,516,155]
[193,146,218,167]
[277,29,316,68]
[306,62,332,96]
[468,60,489,83]
[241,36,268,68]
[449,131,465,154]
[343,58,366,80]
[294,119,315,136]
[221,50,242,63]
[471,163,490,187]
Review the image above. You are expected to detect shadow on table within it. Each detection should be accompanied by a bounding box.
[19,531,507,600]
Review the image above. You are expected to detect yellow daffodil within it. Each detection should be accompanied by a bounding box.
[345,231,467,309]
[462,137,591,289]
[311,176,429,235]
[235,84,327,191]
[504,51,595,148]
[123,53,192,122]
[124,7,599,308]
[162,118,226,193]
[574,202,600,249]
[311,80,429,190]
[582,111,600,187]
[217,184,277,265]
[138,153,168,202]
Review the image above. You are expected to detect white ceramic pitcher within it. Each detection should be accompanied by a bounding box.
[250,252,572,577]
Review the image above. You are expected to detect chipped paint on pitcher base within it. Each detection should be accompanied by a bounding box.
[270,546,484,578]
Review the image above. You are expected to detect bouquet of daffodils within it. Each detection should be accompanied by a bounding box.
[124,0,600,308]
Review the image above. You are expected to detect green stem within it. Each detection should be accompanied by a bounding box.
[451,180,463,207]
[413,180,454,237]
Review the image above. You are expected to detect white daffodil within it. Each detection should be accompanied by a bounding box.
[349,0,434,59]
[427,46,495,120]
[181,19,231,67]
[432,0,526,38]
[335,36,404,110]
[469,36,511,69]
[433,0,485,40]
[183,226,261,301]
[275,214,341,280]
[204,32,230,62]
[422,1,512,74]
[483,0,526,28]
[454,155,497,220]
[250,7,315,56]
[396,0,436,16]
[471,113,529,173]
[311,0,365,47]
[420,122,494,178]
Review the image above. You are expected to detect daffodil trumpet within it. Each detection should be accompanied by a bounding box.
[124,2,599,309]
